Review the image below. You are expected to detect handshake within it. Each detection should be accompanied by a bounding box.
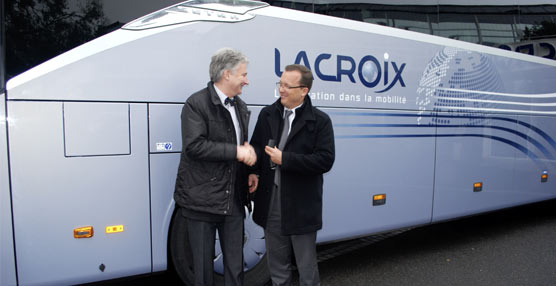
[236,142,257,166]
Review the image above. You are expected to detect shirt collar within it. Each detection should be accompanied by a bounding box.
[285,102,304,114]
[214,85,231,106]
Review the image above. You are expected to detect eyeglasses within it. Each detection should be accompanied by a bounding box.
[276,82,306,90]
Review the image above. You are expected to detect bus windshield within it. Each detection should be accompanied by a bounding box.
[123,0,268,30]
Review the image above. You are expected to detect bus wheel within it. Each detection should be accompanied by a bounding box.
[169,206,269,285]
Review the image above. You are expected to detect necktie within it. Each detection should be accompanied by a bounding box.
[224,97,235,106]
[278,110,292,150]
[274,109,293,185]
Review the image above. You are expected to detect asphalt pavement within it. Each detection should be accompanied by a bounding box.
[110,198,556,286]
[316,198,556,286]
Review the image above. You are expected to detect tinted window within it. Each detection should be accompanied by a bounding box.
[264,0,556,61]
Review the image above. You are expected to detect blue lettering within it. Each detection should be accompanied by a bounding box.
[376,62,406,93]
[540,42,555,59]
[392,62,406,87]
[358,55,381,88]
[274,48,283,77]
[498,44,511,51]
[383,61,388,86]
[516,44,534,55]
[315,54,337,82]
[274,48,406,91]
[337,55,356,83]
[294,51,312,70]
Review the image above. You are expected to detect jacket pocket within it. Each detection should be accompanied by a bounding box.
[180,161,218,188]
[184,178,228,209]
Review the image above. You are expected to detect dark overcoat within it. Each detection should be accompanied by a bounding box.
[174,82,250,216]
[250,96,335,235]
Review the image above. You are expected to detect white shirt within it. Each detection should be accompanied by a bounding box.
[214,86,241,145]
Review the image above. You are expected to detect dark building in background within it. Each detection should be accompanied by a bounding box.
[4,0,556,82]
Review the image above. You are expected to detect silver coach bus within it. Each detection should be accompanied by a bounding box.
[2,0,556,285]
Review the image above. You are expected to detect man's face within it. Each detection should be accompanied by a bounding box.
[279,70,307,109]
[226,62,249,97]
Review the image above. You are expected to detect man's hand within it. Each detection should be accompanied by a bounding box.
[237,142,257,166]
[248,174,259,193]
[265,146,282,166]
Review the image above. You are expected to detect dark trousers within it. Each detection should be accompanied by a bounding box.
[187,213,244,286]
[264,229,320,286]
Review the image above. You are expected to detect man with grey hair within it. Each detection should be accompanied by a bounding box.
[174,47,256,285]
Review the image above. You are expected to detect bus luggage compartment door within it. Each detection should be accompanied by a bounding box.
[7,101,151,285]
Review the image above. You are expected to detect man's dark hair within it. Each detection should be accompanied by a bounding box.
[285,64,313,93]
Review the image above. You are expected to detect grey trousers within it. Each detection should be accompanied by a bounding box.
[264,229,320,286]
[187,214,244,286]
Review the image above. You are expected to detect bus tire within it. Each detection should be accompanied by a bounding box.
[169,210,270,286]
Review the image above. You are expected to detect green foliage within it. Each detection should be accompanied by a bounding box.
[6,0,106,79]
[522,20,556,41]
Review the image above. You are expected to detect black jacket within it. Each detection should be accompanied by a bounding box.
[174,82,250,215]
[250,96,335,235]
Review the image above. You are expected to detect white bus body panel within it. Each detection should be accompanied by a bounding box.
[8,102,151,285]
[1,93,17,286]
[148,103,183,271]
